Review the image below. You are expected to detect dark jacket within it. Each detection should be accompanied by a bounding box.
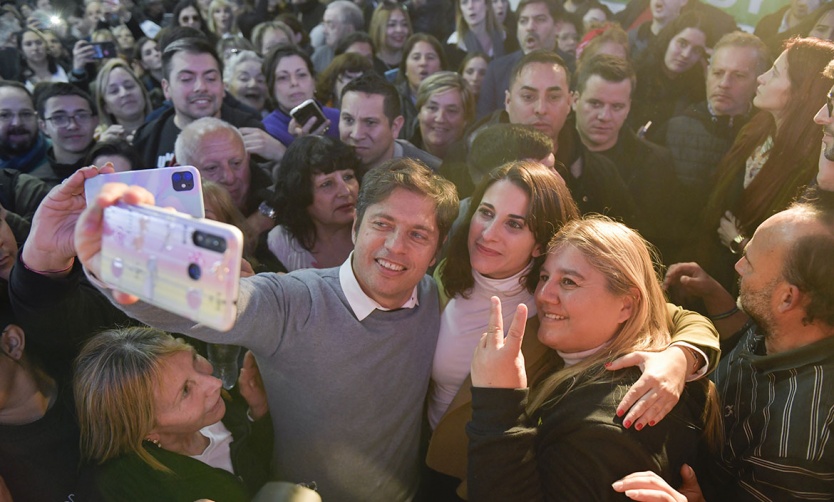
[467,369,710,501]
[476,50,523,119]
[0,168,50,244]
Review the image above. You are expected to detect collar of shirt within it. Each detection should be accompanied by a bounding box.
[338,251,419,321]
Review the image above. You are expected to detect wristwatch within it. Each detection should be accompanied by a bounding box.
[729,234,746,255]
[258,201,277,220]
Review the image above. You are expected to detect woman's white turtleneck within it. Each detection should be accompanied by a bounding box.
[429,263,537,429]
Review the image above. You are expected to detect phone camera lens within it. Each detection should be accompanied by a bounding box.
[188,263,201,280]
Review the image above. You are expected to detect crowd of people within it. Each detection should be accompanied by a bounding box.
[1,0,834,500]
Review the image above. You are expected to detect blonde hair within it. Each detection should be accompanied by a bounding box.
[206,0,237,36]
[369,2,411,52]
[74,327,193,472]
[527,216,670,412]
[415,70,475,126]
[93,58,152,128]
[455,0,502,43]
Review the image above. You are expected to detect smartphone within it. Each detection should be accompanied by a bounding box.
[85,166,205,218]
[91,41,117,59]
[290,99,327,131]
[101,203,244,331]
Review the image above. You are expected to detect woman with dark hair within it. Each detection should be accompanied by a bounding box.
[266,135,361,271]
[695,37,834,292]
[630,12,715,132]
[445,0,506,69]
[171,0,218,45]
[261,45,341,146]
[396,33,446,140]
[132,37,163,104]
[316,52,373,108]
[459,51,488,99]
[17,28,67,91]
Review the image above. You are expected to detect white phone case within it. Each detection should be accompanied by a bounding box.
[101,203,243,331]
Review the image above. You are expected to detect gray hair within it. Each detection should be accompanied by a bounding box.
[174,117,244,166]
[328,0,365,32]
[223,49,263,84]
[712,31,772,76]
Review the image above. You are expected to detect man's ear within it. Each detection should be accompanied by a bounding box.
[391,115,404,138]
[1,324,26,361]
[571,90,579,111]
[776,283,803,314]
[38,118,48,137]
[504,89,511,111]
[351,216,359,244]
[162,78,171,100]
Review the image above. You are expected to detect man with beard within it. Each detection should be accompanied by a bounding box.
[132,37,269,169]
[0,81,49,176]
[617,199,834,500]
[476,0,562,118]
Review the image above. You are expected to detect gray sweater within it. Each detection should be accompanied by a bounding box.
[101,267,441,502]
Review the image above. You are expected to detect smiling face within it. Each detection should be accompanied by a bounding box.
[663,27,707,75]
[535,244,632,353]
[753,50,792,125]
[505,61,571,144]
[385,10,410,52]
[706,45,760,117]
[147,350,226,442]
[227,59,267,113]
[162,51,224,126]
[468,179,540,279]
[462,56,488,95]
[351,187,439,309]
[39,95,98,162]
[308,169,359,228]
[405,41,441,92]
[271,55,314,113]
[517,2,557,53]
[103,67,145,122]
[573,75,631,152]
[418,88,467,155]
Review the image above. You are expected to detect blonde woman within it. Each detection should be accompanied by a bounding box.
[74,327,270,501]
[412,71,474,159]
[206,0,238,38]
[94,59,152,143]
[368,2,412,73]
[467,217,721,500]
[446,0,506,67]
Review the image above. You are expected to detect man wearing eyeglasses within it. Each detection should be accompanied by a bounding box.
[0,81,49,177]
[35,83,99,187]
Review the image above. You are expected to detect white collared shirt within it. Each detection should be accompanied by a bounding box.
[338,252,419,321]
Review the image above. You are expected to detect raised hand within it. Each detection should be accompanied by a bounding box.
[471,296,528,389]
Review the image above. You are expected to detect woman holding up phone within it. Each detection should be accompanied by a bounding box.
[261,45,341,147]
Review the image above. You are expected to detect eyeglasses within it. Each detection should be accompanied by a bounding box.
[827,90,834,117]
[44,112,94,128]
[0,110,36,123]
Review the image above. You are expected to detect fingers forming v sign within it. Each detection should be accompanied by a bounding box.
[470,296,529,389]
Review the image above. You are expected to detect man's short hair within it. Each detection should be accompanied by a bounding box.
[174,117,245,166]
[328,0,365,32]
[574,54,636,97]
[467,124,553,183]
[162,36,221,81]
[341,73,402,124]
[356,158,459,251]
[35,82,96,118]
[712,31,772,77]
[0,80,32,102]
[509,50,569,90]
[783,194,834,327]
[516,0,562,20]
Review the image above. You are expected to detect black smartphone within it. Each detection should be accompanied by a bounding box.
[290,99,327,132]
[91,41,118,59]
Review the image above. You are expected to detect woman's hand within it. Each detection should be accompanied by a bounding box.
[23,164,115,277]
[717,210,741,249]
[471,297,528,389]
[238,350,269,420]
[239,127,287,162]
[74,180,156,304]
[288,116,331,138]
[605,346,689,429]
[98,124,127,143]
[612,465,705,502]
